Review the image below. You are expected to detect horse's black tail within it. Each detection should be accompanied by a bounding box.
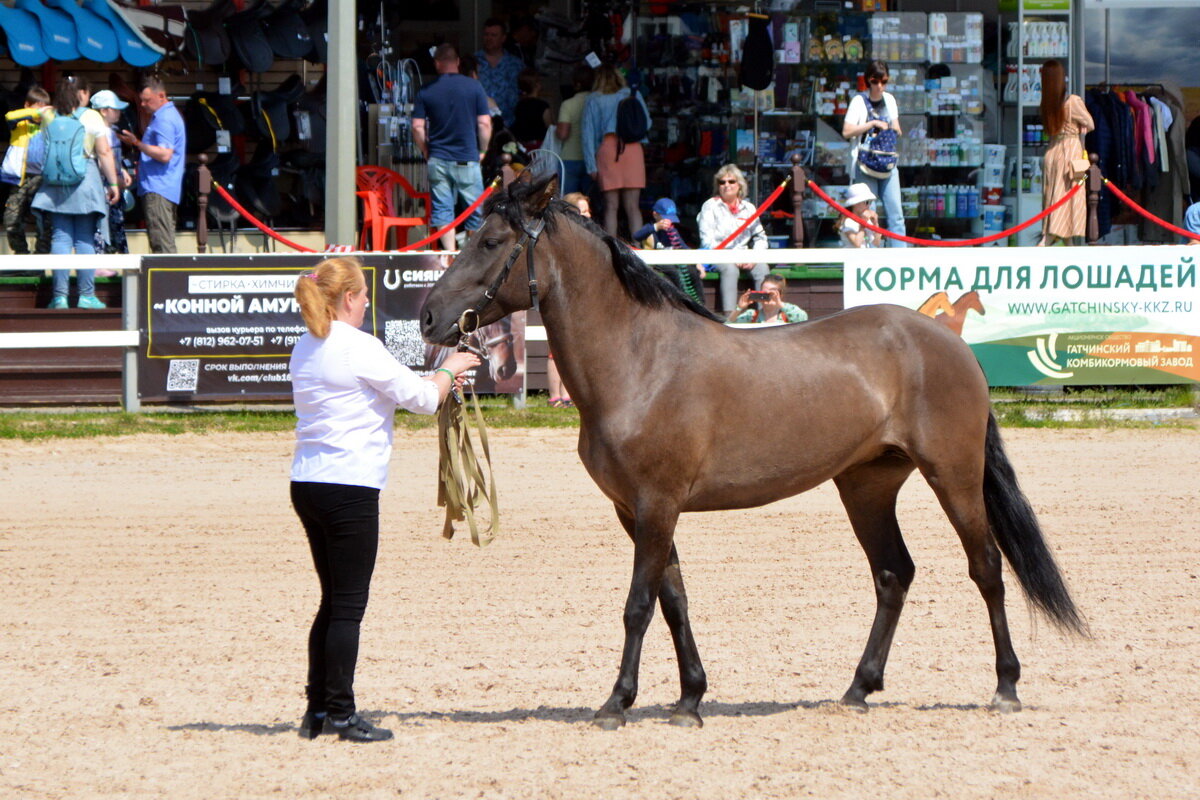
[983,411,1088,636]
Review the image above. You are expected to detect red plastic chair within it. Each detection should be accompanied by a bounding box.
[356,166,431,250]
[356,191,428,251]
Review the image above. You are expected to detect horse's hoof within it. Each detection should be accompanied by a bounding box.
[838,693,870,712]
[592,712,625,731]
[668,710,703,728]
[989,694,1022,714]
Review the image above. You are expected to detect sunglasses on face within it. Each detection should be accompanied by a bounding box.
[869,77,889,85]
[718,179,738,185]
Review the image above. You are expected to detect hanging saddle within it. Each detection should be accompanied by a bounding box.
[184,90,242,154]
[263,0,312,60]
[224,0,274,74]
[183,0,233,67]
[248,73,304,148]
[301,0,326,64]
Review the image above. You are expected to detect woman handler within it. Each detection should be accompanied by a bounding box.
[290,257,479,742]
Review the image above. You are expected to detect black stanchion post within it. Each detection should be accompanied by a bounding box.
[1086,153,1101,245]
[790,153,807,248]
[197,153,211,254]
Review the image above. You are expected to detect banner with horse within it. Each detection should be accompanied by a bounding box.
[842,246,1199,385]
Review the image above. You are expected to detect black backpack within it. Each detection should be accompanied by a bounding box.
[615,88,648,160]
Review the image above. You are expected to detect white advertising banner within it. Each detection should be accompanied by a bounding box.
[842,245,1199,385]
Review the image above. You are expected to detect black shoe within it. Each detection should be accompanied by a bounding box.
[328,713,393,742]
[297,711,326,739]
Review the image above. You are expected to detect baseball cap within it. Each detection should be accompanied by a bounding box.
[652,197,679,222]
[90,90,129,110]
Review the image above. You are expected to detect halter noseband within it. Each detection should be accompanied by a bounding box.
[456,217,545,337]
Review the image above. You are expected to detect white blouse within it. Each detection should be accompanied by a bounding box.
[290,321,440,490]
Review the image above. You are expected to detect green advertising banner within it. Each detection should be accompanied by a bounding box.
[842,246,1199,386]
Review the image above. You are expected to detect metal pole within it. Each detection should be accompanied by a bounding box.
[122,266,140,413]
[325,0,359,248]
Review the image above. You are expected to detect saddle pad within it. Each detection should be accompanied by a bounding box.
[84,0,163,67]
[0,5,48,66]
[224,0,274,73]
[45,0,118,62]
[109,1,188,56]
[263,0,311,60]
[15,0,77,62]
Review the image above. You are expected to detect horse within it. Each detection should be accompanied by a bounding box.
[420,174,1085,730]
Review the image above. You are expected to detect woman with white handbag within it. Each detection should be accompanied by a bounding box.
[1038,59,1094,245]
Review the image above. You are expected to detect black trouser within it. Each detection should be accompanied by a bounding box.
[290,481,380,719]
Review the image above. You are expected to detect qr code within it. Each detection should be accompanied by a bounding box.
[384,319,426,367]
[166,359,200,392]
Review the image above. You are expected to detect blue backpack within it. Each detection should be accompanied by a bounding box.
[42,108,89,186]
[856,93,898,180]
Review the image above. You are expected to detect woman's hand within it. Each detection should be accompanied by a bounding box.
[441,351,482,377]
[735,289,754,310]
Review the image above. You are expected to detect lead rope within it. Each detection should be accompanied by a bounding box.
[436,316,500,547]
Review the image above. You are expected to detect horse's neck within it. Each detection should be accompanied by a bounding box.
[538,227,666,407]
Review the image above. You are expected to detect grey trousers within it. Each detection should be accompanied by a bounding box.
[715,262,769,312]
[142,191,177,254]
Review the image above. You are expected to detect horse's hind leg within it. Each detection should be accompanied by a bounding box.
[834,457,917,709]
[595,504,701,729]
[922,465,1022,712]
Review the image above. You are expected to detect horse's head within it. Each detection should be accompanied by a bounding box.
[420,173,558,347]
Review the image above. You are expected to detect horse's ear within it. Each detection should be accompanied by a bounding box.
[525,173,558,216]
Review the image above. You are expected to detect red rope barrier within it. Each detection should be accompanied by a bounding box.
[807,179,1085,247]
[210,182,317,252]
[715,176,792,250]
[1103,179,1200,242]
[395,179,499,252]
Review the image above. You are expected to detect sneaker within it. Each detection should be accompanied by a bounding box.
[327,713,393,742]
[47,296,69,310]
[77,295,107,310]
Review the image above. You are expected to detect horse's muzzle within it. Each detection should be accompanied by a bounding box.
[420,305,459,347]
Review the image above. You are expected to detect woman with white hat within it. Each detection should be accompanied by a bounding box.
[842,60,907,247]
[838,183,881,248]
[89,89,134,256]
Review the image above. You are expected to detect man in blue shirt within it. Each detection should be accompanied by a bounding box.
[117,76,185,253]
[413,44,492,251]
[474,19,523,128]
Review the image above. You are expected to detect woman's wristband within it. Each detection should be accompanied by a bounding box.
[435,367,455,381]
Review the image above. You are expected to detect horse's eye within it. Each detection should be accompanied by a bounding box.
[483,238,501,249]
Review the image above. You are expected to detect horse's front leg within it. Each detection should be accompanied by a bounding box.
[594,503,680,730]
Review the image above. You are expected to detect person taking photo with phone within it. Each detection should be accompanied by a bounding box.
[727,273,808,325]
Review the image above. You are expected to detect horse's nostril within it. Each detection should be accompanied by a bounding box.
[421,308,433,337]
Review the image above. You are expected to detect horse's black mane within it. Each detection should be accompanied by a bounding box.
[485,176,722,321]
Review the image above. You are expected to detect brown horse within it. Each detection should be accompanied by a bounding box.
[420,175,1084,729]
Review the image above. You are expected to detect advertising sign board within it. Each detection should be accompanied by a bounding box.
[137,254,525,402]
[842,246,1198,386]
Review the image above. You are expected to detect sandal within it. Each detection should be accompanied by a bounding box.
[548,397,563,407]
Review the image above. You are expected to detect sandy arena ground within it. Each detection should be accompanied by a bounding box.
[2,426,1199,799]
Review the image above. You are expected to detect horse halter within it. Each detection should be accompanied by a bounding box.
[455,217,546,340]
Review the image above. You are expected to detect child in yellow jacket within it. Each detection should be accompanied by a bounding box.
[2,86,52,256]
